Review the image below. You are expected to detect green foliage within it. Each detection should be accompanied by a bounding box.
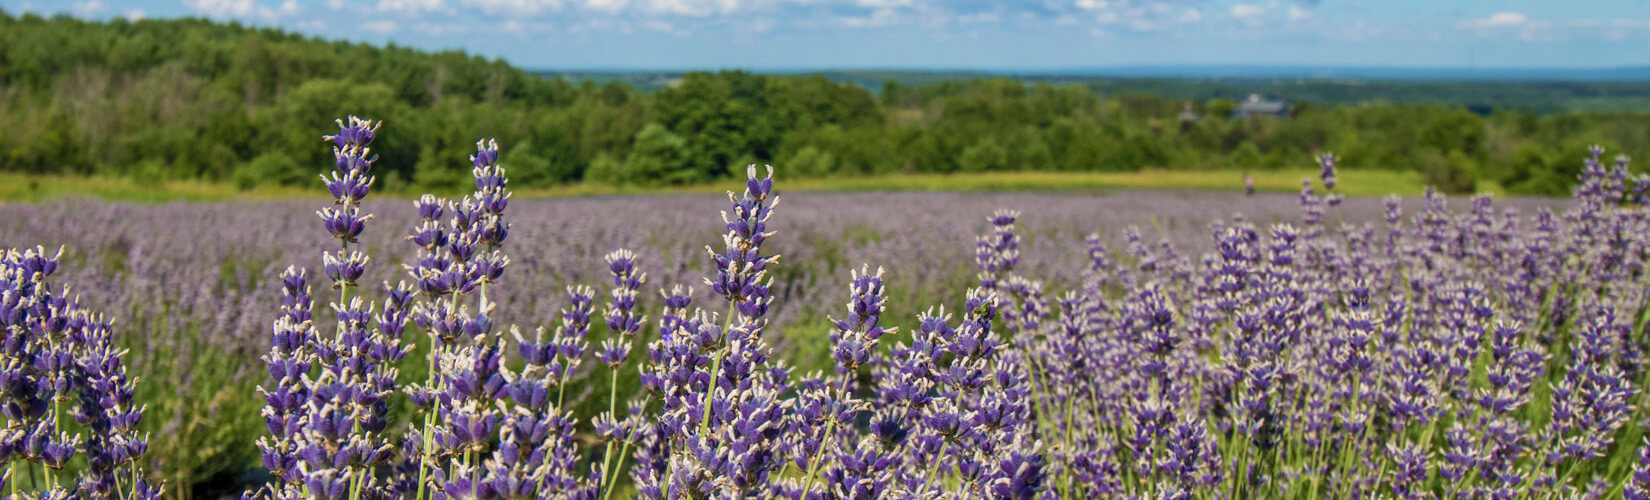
[504,141,574,187]
[1501,142,1547,191]
[1419,110,1487,157]
[412,145,468,194]
[786,146,837,178]
[1421,151,1478,195]
[130,159,167,188]
[622,123,694,185]
[1230,142,1263,171]
[242,151,303,187]
[958,138,1010,172]
[0,11,1644,194]
[585,152,624,186]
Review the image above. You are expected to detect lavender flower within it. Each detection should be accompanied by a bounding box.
[1,246,161,498]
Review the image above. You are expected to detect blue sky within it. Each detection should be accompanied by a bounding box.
[8,0,1650,70]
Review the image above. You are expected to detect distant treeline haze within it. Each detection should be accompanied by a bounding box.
[2,10,1648,195]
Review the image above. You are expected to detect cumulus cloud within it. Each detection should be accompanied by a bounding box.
[585,0,628,12]
[838,7,900,28]
[642,0,743,17]
[1287,5,1309,21]
[1462,11,1560,41]
[1072,0,1207,33]
[1229,3,1268,26]
[461,0,566,15]
[72,1,105,16]
[183,0,301,20]
[360,19,400,32]
[1466,11,1528,29]
[378,0,455,15]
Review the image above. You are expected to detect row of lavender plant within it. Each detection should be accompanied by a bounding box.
[1019,150,1650,499]
[222,116,1650,499]
[6,114,1649,498]
[11,157,1403,493]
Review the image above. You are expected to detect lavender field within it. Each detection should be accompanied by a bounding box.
[5,117,1650,500]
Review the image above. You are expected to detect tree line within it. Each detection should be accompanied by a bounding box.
[3,10,1649,195]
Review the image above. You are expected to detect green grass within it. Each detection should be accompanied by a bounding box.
[0,173,316,203]
[1,169,1485,204]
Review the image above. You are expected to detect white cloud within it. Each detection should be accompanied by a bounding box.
[360,19,400,32]
[72,0,104,16]
[1462,11,1562,41]
[1467,11,1527,29]
[1229,3,1267,26]
[416,21,473,34]
[1287,5,1309,21]
[956,11,999,24]
[838,6,899,27]
[585,0,628,12]
[1074,0,1206,33]
[642,0,742,17]
[378,0,454,15]
[184,0,301,20]
[461,0,565,15]
[748,16,777,32]
[124,8,146,20]
[641,19,691,34]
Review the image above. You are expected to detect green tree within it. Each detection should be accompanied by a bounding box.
[650,72,772,181]
[785,146,836,178]
[1419,110,1486,157]
[623,123,694,185]
[413,145,467,193]
[1230,142,1263,171]
[958,138,1009,172]
[1420,151,1477,194]
[505,141,575,187]
[239,151,303,187]
[586,152,623,185]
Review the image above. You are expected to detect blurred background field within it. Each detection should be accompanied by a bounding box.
[0,168,1464,202]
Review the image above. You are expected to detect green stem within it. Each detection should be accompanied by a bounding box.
[1057,390,1077,499]
[601,394,654,500]
[798,417,838,499]
[699,301,739,439]
[348,466,366,500]
[922,438,951,492]
[598,372,620,495]
[1543,459,1580,500]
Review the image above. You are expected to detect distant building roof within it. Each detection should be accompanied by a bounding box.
[1233,93,1289,118]
[1177,101,1200,122]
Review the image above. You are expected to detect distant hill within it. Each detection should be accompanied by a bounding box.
[1026,65,1650,81]
[536,68,1650,112]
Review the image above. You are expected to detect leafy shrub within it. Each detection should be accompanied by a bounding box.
[130,158,168,189]
[623,123,694,185]
[786,145,836,178]
[1421,150,1477,194]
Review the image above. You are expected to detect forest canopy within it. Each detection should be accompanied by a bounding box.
[2,10,1648,196]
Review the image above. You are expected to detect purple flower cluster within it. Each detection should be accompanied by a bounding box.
[2,244,160,498]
